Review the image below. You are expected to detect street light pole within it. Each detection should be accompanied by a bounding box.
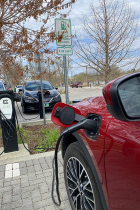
[38,52,46,125]
[61,15,69,105]
[63,55,69,104]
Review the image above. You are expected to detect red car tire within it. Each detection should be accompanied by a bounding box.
[64,142,103,210]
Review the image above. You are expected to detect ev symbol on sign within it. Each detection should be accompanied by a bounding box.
[61,21,66,30]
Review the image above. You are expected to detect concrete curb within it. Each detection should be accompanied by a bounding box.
[0,146,60,165]
[19,118,52,126]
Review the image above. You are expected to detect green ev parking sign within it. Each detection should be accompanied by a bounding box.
[55,18,72,46]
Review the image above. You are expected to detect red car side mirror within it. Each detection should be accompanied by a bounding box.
[103,72,140,121]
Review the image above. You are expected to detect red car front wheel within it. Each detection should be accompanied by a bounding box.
[64,142,103,210]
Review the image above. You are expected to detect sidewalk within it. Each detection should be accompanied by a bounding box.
[0,145,71,210]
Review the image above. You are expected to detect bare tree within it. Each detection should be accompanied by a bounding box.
[1,56,24,85]
[74,0,138,83]
[0,0,75,47]
[0,0,76,83]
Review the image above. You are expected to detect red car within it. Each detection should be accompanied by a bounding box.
[51,72,140,210]
[71,82,83,88]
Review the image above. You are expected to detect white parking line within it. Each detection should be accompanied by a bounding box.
[5,163,20,178]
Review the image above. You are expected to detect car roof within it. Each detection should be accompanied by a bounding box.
[26,80,38,82]
[25,80,50,84]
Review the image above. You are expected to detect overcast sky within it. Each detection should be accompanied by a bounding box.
[23,0,140,74]
[25,0,140,30]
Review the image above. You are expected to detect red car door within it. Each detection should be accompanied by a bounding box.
[105,118,140,210]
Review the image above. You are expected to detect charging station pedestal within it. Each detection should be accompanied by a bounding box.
[0,90,18,153]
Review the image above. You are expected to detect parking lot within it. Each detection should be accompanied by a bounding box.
[15,86,103,123]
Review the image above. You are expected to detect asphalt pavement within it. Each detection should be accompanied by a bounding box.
[15,102,52,124]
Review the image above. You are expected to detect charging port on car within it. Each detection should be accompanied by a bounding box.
[84,114,102,141]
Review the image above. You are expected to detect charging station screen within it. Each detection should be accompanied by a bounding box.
[0,98,12,119]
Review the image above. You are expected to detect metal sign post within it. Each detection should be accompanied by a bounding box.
[34,53,44,73]
[63,55,69,104]
[37,53,46,125]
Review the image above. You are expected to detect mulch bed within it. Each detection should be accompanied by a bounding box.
[0,123,61,154]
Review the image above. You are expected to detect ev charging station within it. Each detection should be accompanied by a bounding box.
[0,90,18,153]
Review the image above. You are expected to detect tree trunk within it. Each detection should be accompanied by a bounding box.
[105,69,110,84]
[104,0,110,84]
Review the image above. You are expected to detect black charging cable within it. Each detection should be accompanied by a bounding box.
[3,117,16,141]
[0,111,16,155]
[16,102,39,120]
[15,110,34,154]
[0,98,56,156]
[51,119,98,206]
[15,107,56,154]
[0,112,10,155]
[16,100,52,153]
[0,106,46,155]
[52,133,64,206]
[0,96,34,155]
[34,144,57,152]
